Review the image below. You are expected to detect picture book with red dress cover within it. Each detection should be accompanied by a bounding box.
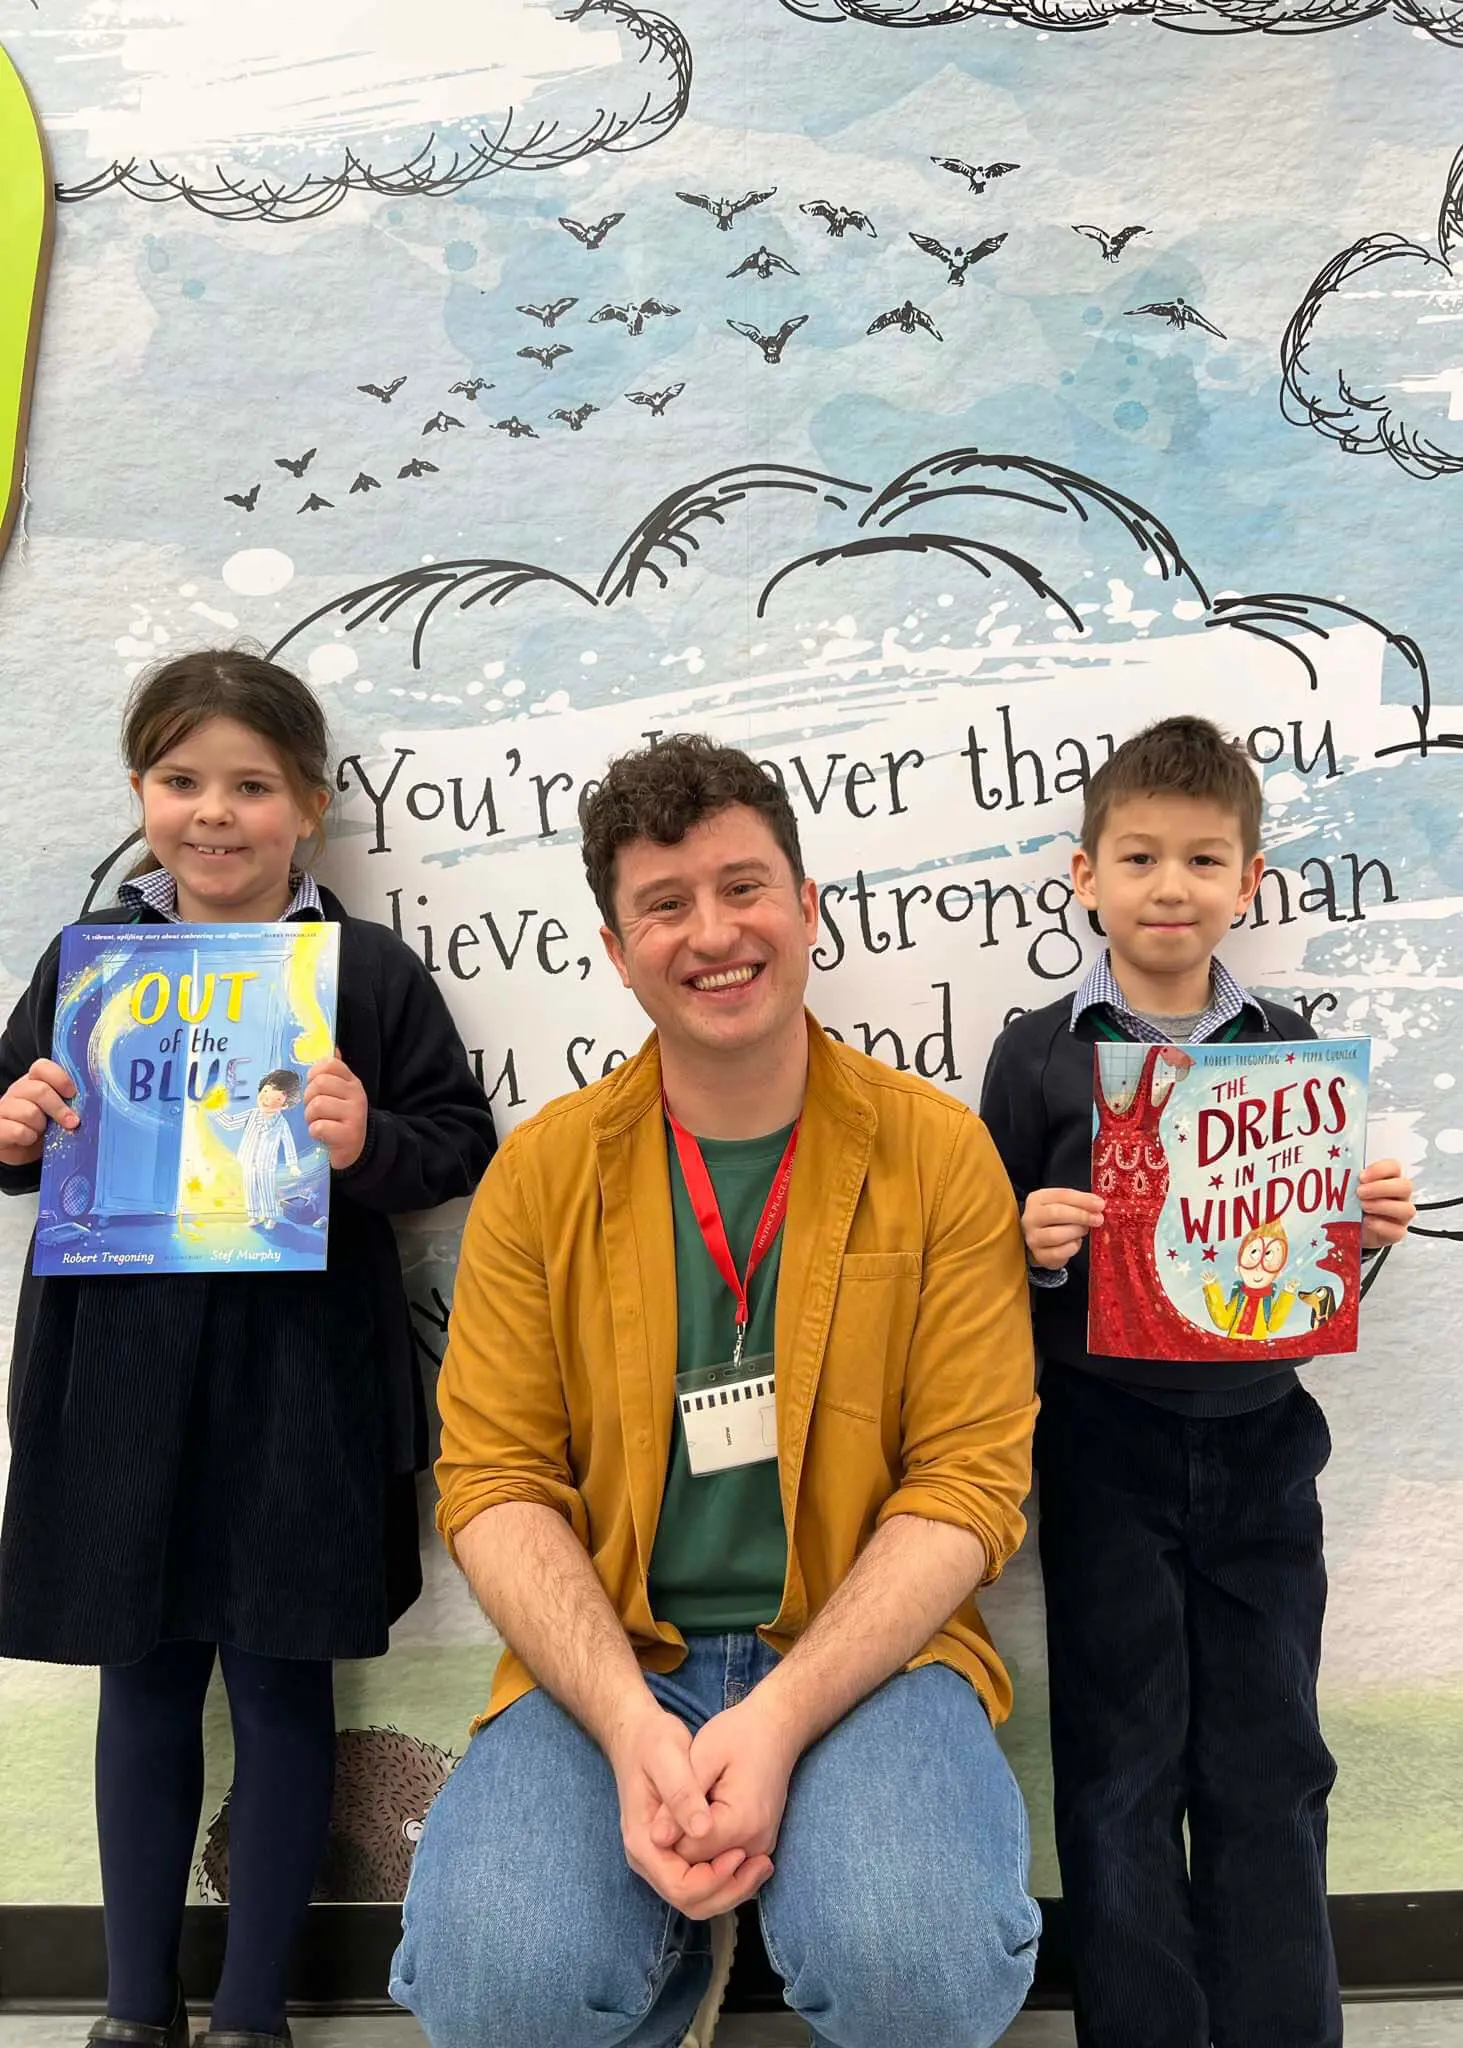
[1088,1037,1370,1362]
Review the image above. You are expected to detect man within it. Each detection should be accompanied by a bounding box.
[391,735,1040,2048]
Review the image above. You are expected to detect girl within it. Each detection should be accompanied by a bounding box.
[0,651,496,2048]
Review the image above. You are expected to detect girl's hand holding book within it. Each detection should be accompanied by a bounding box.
[0,1058,79,1165]
[304,1052,369,1172]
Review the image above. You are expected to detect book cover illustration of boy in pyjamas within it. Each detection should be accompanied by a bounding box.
[210,1068,308,1227]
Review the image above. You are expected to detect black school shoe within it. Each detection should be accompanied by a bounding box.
[86,1985,188,2048]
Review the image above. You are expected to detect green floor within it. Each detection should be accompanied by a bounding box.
[3,1646,1461,1900]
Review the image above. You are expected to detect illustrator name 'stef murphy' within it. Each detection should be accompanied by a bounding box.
[1088,1038,1370,1364]
[35,921,339,1275]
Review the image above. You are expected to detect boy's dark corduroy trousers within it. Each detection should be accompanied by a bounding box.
[1035,1360,1341,2048]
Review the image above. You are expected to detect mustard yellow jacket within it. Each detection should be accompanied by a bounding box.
[436,1018,1037,1728]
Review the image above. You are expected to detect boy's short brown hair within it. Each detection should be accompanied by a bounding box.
[1081,715,1262,860]
[581,733,805,930]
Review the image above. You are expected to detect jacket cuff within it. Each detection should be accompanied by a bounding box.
[436,1476,587,1562]
[875,1485,1023,1589]
[333,1107,382,1187]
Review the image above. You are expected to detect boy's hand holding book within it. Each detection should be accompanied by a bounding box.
[1358,1159,1415,1247]
[1023,1187,1105,1269]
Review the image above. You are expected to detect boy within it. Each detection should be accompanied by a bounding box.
[979,716,1415,2048]
[212,1067,304,1226]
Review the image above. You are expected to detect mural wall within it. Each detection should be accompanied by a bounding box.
[1,0,1461,1906]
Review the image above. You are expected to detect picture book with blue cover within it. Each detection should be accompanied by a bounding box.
[35,921,339,1276]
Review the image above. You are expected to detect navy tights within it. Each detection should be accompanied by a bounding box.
[96,1640,335,2036]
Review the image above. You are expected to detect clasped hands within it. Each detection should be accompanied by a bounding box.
[610,1690,799,1920]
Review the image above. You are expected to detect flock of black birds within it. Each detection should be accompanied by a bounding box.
[223,164,1226,516]
[678,173,1224,351]
[223,312,691,513]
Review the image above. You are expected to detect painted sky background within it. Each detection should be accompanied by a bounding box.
[1,0,1461,1901]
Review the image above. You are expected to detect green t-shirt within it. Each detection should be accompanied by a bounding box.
[647,1122,791,1634]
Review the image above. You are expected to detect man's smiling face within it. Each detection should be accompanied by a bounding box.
[601,804,819,1064]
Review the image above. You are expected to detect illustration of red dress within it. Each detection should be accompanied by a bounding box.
[1088,1045,1183,1358]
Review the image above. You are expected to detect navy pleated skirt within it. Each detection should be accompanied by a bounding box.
[0,1265,420,1665]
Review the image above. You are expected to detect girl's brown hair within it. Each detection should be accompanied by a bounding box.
[123,650,331,877]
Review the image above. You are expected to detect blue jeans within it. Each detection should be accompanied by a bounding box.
[391,1633,1039,2047]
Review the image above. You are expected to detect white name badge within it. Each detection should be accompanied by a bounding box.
[676,1353,777,1477]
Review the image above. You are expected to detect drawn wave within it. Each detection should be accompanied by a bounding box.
[269,444,1456,762]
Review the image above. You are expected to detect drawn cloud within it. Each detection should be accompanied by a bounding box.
[775,0,1463,42]
[28,0,689,221]
[270,445,1453,761]
[1282,149,1463,479]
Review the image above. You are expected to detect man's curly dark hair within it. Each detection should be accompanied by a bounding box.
[581,734,804,931]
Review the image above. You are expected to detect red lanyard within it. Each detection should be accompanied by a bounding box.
[665,1104,799,1366]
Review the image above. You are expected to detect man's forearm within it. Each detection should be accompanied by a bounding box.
[751,1513,986,1756]
[453,1500,655,1754]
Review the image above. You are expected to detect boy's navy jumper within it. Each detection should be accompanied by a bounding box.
[980,961,1343,2048]
[0,884,497,1667]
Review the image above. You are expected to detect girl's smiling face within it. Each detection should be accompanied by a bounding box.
[133,716,325,923]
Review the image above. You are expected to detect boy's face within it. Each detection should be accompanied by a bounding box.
[1071,793,1264,992]
[257,1083,288,1114]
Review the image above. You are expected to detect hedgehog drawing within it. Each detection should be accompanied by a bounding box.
[197,1726,456,1903]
